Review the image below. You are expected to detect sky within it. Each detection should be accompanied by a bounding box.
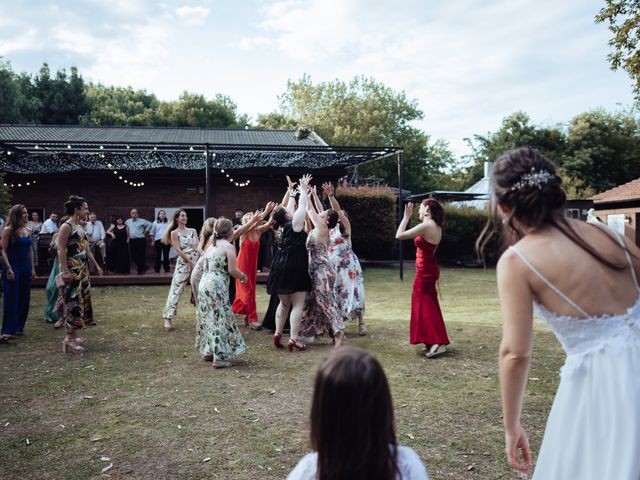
[0,0,634,159]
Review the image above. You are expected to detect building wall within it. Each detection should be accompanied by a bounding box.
[8,171,335,225]
[594,205,640,245]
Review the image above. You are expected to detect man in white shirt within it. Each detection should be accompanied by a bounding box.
[125,208,152,275]
[41,213,59,234]
[86,212,106,272]
[39,213,59,274]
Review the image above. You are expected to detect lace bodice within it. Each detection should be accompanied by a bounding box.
[510,236,640,371]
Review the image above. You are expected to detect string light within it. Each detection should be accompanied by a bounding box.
[4,180,37,188]
[112,170,145,188]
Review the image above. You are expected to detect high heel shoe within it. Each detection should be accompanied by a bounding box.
[288,339,307,352]
[62,338,85,354]
[273,332,283,348]
[425,344,446,358]
[357,322,367,336]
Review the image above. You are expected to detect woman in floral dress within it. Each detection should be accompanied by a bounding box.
[58,196,103,353]
[300,195,345,347]
[191,217,248,368]
[162,210,199,332]
[322,183,367,335]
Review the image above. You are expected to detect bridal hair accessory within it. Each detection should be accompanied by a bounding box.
[510,167,553,191]
[213,232,221,239]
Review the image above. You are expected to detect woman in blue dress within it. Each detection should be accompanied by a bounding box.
[1,204,36,342]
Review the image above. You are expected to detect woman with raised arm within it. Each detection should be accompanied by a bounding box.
[321,182,367,335]
[161,210,199,332]
[191,218,247,368]
[268,175,313,351]
[492,148,640,478]
[58,196,103,353]
[232,202,276,330]
[396,199,450,358]
[300,187,345,346]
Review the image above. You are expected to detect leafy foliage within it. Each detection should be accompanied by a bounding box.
[595,0,640,103]
[274,75,457,192]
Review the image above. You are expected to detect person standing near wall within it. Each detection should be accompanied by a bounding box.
[149,210,170,273]
[125,208,152,275]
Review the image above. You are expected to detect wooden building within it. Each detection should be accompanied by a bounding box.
[593,177,640,246]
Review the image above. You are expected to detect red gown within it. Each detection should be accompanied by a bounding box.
[410,236,450,345]
[232,237,260,323]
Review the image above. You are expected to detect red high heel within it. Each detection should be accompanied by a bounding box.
[288,339,306,352]
[273,332,284,348]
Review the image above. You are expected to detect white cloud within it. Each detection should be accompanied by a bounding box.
[0,28,41,55]
[238,35,272,51]
[175,5,210,25]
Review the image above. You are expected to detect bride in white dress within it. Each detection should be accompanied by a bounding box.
[492,148,640,478]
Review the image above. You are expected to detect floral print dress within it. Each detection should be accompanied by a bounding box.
[300,231,344,337]
[163,228,199,320]
[60,222,93,332]
[195,248,246,361]
[327,228,365,321]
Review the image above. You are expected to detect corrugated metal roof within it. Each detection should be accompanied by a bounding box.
[0,124,327,147]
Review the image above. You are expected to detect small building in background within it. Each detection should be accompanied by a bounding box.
[593,177,640,246]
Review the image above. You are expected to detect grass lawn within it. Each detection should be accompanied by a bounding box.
[0,267,563,479]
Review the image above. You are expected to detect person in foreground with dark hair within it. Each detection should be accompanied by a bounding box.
[395,198,450,358]
[493,147,640,478]
[288,346,429,479]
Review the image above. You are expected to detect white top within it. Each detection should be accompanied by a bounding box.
[41,218,59,234]
[287,445,429,480]
[149,221,169,242]
[85,220,106,243]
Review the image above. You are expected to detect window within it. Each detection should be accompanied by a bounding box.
[565,208,580,219]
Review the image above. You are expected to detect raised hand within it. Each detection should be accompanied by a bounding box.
[299,174,312,189]
[286,175,296,190]
[321,182,334,195]
[404,202,414,219]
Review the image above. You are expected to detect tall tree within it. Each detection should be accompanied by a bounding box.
[563,109,640,193]
[595,1,640,103]
[0,60,24,123]
[275,75,456,192]
[33,63,89,124]
[462,112,566,188]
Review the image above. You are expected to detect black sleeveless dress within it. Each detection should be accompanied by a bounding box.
[266,221,312,295]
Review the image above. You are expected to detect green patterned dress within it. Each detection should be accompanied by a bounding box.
[195,251,246,361]
[61,221,93,332]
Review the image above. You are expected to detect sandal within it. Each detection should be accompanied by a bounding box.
[163,319,174,332]
[212,360,233,369]
[357,323,367,336]
[425,344,447,358]
[288,338,307,352]
[249,322,263,331]
[53,318,64,329]
[273,332,284,348]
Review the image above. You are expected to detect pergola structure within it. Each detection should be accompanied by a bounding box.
[0,124,402,217]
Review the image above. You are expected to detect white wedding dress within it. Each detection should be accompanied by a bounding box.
[511,232,640,479]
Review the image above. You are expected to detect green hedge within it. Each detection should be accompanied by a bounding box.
[332,186,397,260]
[329,187,501,264]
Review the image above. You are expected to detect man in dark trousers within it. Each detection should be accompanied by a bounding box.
[125,208,152,275]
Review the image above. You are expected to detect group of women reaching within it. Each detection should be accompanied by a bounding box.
[156,174,368,368]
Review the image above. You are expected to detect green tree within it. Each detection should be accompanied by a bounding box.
[255,112,297,130]
[33,63,89,124]
[595,1,640,103]
[0,60,24,123]
[0,173,10,216]
[274,74,456,192]
[81,84,161,125]
[562,109,640,193]
[462,112,566,188]
[168,92,242,128]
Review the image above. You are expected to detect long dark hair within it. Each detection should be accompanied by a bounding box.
[422,198,445,228]
[64,195,87,216]
[486,147,625,269]
[326,209,339,229]
[310,347,399,480]
[271,205,289,227]
[162,209,185,246]
[156,210,167,223]
[6,204,27,242]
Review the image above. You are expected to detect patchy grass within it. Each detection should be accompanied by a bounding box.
[0,267,562,479]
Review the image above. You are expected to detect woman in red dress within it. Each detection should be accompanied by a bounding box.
[232,205,275,329]
[396,199,450,358]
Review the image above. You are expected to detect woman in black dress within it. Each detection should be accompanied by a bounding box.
[106,216,130,274]
[267,175,313,351]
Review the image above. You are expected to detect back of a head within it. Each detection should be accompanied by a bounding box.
[311,347,398,480]
[492,147,565,235]
[326,209,339,229]
[213,217,233,243]
[271,205,288,227]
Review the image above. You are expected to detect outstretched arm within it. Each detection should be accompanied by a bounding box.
[395,202,426,240]
[322,182,351,236]
[292,174,311,232]
[310,185,323,214]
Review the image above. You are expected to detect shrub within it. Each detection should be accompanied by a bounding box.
[332,185,397,260]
